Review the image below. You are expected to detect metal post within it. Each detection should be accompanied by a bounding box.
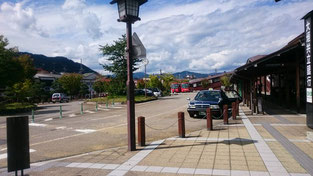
[223,104,228,124]
[59,105,62,119]
[178,112,185,138]
[206,108,212,130]
[137,116,145,146]
[80,103,83,115]
[106,99,109,108]
[31,109,34,123]
[112,98,115,106]
[232,102,236,120]
[96,102,98,112]
[126,21,136,151]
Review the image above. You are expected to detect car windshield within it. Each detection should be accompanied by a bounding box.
[171,84,179,89]
[195,91,221,101]
[224,91,239,98]
[52,94,60,97]
[150,88,158,92]
[181,84,189,88]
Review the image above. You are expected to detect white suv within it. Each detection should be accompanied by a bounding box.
[52,93,69,103]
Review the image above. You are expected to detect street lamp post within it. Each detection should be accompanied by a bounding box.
[110,0,147,151]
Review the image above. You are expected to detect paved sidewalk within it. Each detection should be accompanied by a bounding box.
[1,105,313,176]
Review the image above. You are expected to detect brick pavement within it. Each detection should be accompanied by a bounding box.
[1,105,313,176]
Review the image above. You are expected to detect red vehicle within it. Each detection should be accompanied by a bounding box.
[181,82,192,92]
[171,83,181,93]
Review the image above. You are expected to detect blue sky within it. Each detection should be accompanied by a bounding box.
[0,0,312,75]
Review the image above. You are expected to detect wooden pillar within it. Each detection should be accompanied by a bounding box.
[264,76,267,99]
[270,74,273,97]
[296,59,301,113]
[285,75,290,109]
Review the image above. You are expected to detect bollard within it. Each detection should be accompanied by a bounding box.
[106,99,109,108]
[232,102,236,120]
[96,102,98,112]
[206,108,212,131]
[178,112,185,138]
[236,100,239,116]
[31,109,35,123]
[59,105,62,119]
[223,104,228,124]
[80,103,83,115]
[137,116,145,146]
[112,99,115,106]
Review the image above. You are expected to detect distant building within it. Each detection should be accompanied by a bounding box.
[82,73,99,98]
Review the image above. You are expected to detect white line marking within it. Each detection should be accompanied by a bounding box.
[44,118,53,122]
[0,149,36,160]
[69,114,76,117]
[111,106,123,109]
[64,162,310,176]
[85,110,95,114]
[29,123,47,127]
[56,126,66,130]
[107,140,164,176]
[239,108,289,175]
[90,115,121,121]
[75,129,96,133]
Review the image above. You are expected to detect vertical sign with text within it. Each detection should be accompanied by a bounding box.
[303,10,313,129]
[306,17,312,103]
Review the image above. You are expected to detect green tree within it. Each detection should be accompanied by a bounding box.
[201,80,211,89]
[136,79,145,89]
[100,35,142,95]
[148,75,163,89]
[58,73,82,97]
[80,83,89,98]
[220,74,231,88]
[160,73,174,92]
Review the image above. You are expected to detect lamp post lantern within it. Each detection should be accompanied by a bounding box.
[110,0,147,151]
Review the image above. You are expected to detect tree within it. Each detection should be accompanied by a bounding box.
[100,35,142,95]
[148,75,163,89]
[136,79,145,89]
[93,80,105,94]
[80,83,89,98]
[58,73,82,97]
[201,80,211,89]
[0,35,37,88]
[160,73,174,93]
[220,74,231,88]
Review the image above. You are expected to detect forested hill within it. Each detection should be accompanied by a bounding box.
[20,52,96,74]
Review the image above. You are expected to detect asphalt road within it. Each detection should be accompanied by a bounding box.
[0,93,224,168]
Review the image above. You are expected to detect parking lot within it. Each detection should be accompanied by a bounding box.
[0,93,226,168]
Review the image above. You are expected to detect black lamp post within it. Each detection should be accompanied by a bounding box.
[110,0,147,151]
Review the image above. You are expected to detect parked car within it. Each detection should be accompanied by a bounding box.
[148,88,162,97]
[134,89,154,96]
[187,90,229,118]
[224,90,242,107]
[52,93,70,103]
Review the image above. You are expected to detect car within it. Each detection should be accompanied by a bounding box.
[134,89,154,96]
[224,90,242,108]
[52,93,70,103]
[187,90,229,118]
[148,88,162,97]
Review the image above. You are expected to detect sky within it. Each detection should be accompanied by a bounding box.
[0,0,312,75]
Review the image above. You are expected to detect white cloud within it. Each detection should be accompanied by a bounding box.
[0,0,312,75]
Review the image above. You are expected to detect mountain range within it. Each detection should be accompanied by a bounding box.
[20,52,96,74]
[133,71,220,79]
[22,52,218,79]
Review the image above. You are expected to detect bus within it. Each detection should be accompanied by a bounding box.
[171,83,181,93]
[181,82,192,92]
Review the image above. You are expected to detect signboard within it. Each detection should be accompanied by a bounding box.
[303,10,313,129]
[132,32,146,58]
[306,17,312,103]
[307,88,312,103]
